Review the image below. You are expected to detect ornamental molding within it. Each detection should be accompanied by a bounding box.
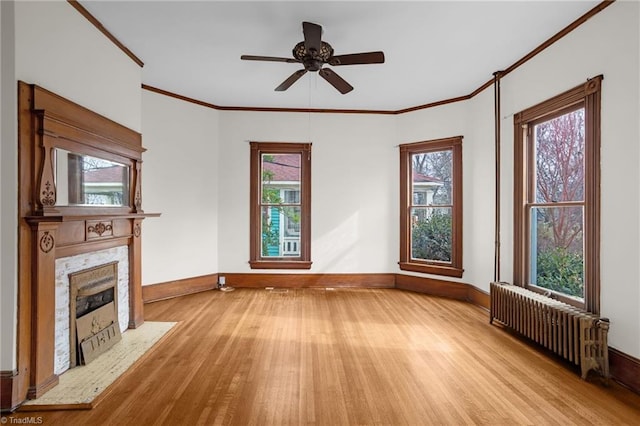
[39,231,54,253]
[87,222,113,236]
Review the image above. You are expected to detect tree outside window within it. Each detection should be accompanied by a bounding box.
[530,108,585,299]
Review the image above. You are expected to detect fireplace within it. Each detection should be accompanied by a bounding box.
[68,262,122,368]
[54,246,130,375]
[10,82,159,407]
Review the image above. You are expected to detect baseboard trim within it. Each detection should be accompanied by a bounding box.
[609,347,640,395]
[26,374,59,400]
[142,274,218,303]
[222,273,396,289]
[395,273,468,299]
[394,274,489,310]
[1,370,18,412]
[467,285,490,310]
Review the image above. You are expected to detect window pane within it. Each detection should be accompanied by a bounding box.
[410,207,452,262]
[261,154,301,204]
[530,206,584,300]
[260,206,301,257]
[282,206,301,236]
[283,189,300,204]
[412,151,451,205]
[534,108,585,203]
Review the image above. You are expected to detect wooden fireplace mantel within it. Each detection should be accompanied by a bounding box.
[6,82,160,408]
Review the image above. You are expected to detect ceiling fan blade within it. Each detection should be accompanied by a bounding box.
[275,69,308,91]
[241,55,299,63]
[303,21,322,54]
[319,68,353,94]
[329,51,385,66]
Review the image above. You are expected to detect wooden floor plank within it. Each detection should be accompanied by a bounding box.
[15,288,640,425]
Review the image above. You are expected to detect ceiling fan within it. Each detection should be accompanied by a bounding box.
[241,21,385,94]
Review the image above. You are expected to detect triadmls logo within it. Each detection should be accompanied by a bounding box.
[0,417,44,425]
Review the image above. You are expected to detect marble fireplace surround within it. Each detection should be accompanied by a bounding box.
[55,247,130,375]
[15,82,159,405]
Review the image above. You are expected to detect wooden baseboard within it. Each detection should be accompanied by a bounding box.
[467,285,490,310]
[395,274,469,300]
[1,370,19,412]
[222,273,395,289]
[27,374,59,400]
[394,274,487,311]
[142,274,218,303]
[609,347,640,395]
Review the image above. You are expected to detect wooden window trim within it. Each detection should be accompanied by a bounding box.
[513,75,602,313]
[249,142,312,269]
[399,136,463,278]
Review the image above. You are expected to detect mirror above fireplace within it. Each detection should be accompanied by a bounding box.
[54,148,130,207]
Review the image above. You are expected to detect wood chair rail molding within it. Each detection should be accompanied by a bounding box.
[4,82,159,410]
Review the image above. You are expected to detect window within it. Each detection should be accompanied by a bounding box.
[399,136,463,277]
[249,142,311,269]
[514,76,601,313]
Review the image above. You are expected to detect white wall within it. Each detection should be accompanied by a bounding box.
[499,0,640,358]
[14,1,141,131]
[0,1,142,371]
[1,0,18,372]
[217,111,397,273]
[141,90,219,284]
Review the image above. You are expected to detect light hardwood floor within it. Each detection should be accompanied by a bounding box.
[17,288,640,425]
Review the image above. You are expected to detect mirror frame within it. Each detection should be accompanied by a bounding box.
[27,88,145,216]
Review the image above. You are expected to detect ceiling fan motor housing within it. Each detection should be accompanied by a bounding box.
[293,41,333,71]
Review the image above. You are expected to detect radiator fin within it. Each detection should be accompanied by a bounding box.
[490,282,609,381]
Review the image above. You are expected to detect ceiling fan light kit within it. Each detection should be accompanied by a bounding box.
[241,21,385,94]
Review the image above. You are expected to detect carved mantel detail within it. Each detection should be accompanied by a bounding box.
[39,231,55,253]
[40,181,56,207]
[88,222,112,236]
[134,223,141,238]
[87,221,114,238]
[133,161,143,213]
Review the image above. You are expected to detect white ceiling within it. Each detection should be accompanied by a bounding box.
[79,1,601,111]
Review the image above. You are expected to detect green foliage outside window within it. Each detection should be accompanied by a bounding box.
[536,247,584,298]
[261,168,281,256]
[411,210,452,262]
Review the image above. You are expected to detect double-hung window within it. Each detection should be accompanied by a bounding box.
[249,142,311,269]
[513,76,601,312]
[399,136,463,277]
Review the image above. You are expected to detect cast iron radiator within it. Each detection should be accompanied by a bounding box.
[490,282,610,380]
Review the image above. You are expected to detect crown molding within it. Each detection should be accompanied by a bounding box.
[68,0,144,67]
[76,0,613,114]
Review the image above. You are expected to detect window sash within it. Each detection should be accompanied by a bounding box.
[399,136,463,278]
[513,76,601,313]
[250,142,311,269]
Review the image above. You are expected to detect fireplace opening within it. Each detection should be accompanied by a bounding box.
[69,262,122,367]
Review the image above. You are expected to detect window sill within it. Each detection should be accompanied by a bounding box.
[249,260,312,270]
[399,262,463,278]
[527,284,585,310]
